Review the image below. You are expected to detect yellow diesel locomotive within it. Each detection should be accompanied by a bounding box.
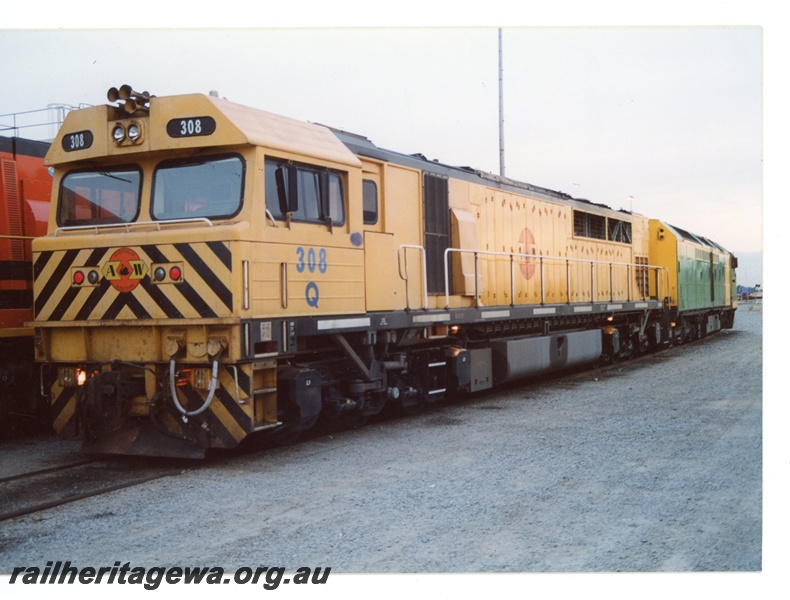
[32,88,737,457]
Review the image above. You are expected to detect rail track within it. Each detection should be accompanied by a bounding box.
[0,457,188,523]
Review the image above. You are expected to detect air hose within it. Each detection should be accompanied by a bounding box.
[170,358,219,420]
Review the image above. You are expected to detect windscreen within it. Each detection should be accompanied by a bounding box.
[57,168,142,226]
[152,155,244,220]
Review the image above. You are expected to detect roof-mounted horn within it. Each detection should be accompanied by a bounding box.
[107,85,154,114]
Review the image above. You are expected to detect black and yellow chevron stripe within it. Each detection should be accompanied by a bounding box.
[168,364,254,448]
[34,242,233,321]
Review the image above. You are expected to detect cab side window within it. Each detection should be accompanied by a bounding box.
[265,158,345,225]
[363,179,378,225]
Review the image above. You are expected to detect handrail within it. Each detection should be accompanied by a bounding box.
[0,104,85,139]
[54,218,214,236]
[397,244,429,310]
[443,247,669,309]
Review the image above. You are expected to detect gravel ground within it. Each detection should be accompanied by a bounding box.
[0,307,771,593]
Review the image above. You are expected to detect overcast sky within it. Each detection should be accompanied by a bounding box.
[1,7,769,285]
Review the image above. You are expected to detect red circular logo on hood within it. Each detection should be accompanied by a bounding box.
[519,228,537,279]
[102,247,148,293]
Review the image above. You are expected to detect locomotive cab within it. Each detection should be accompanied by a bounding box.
[34,90,368,456]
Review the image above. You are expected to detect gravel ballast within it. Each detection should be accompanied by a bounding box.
[0,308,764,577]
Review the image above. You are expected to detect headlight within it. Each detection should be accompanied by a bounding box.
[58,367,87,387]
[112,124,126,143]
[128,123,141,142]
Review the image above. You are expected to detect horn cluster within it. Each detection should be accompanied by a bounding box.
[107,85,154,114]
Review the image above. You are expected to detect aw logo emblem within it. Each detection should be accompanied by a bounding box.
[519,228,537,279]
[102,247,148,293]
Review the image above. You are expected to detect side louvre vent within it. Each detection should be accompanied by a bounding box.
[1,159,24,260]
[423,173,450,295]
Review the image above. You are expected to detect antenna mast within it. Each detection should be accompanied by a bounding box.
[498,28,506,178]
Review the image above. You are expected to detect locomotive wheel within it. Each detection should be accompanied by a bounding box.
[270,426,302,447]
[400,397,427,416]
[339,410,369,430]
[666,328,675,348]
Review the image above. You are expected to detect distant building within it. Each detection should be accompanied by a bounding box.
[737,284,763,301]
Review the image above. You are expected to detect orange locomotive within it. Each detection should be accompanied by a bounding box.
[1,135,51,424]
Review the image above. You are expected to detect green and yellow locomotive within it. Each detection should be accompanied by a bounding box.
[32,87,737,457]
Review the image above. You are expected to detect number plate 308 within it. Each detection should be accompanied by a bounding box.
[166,116,217,138]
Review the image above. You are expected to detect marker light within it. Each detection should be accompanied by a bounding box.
[152,263,183,284]
[88,270,100,284]
[73,270,85,285]
[169,266,182,281]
